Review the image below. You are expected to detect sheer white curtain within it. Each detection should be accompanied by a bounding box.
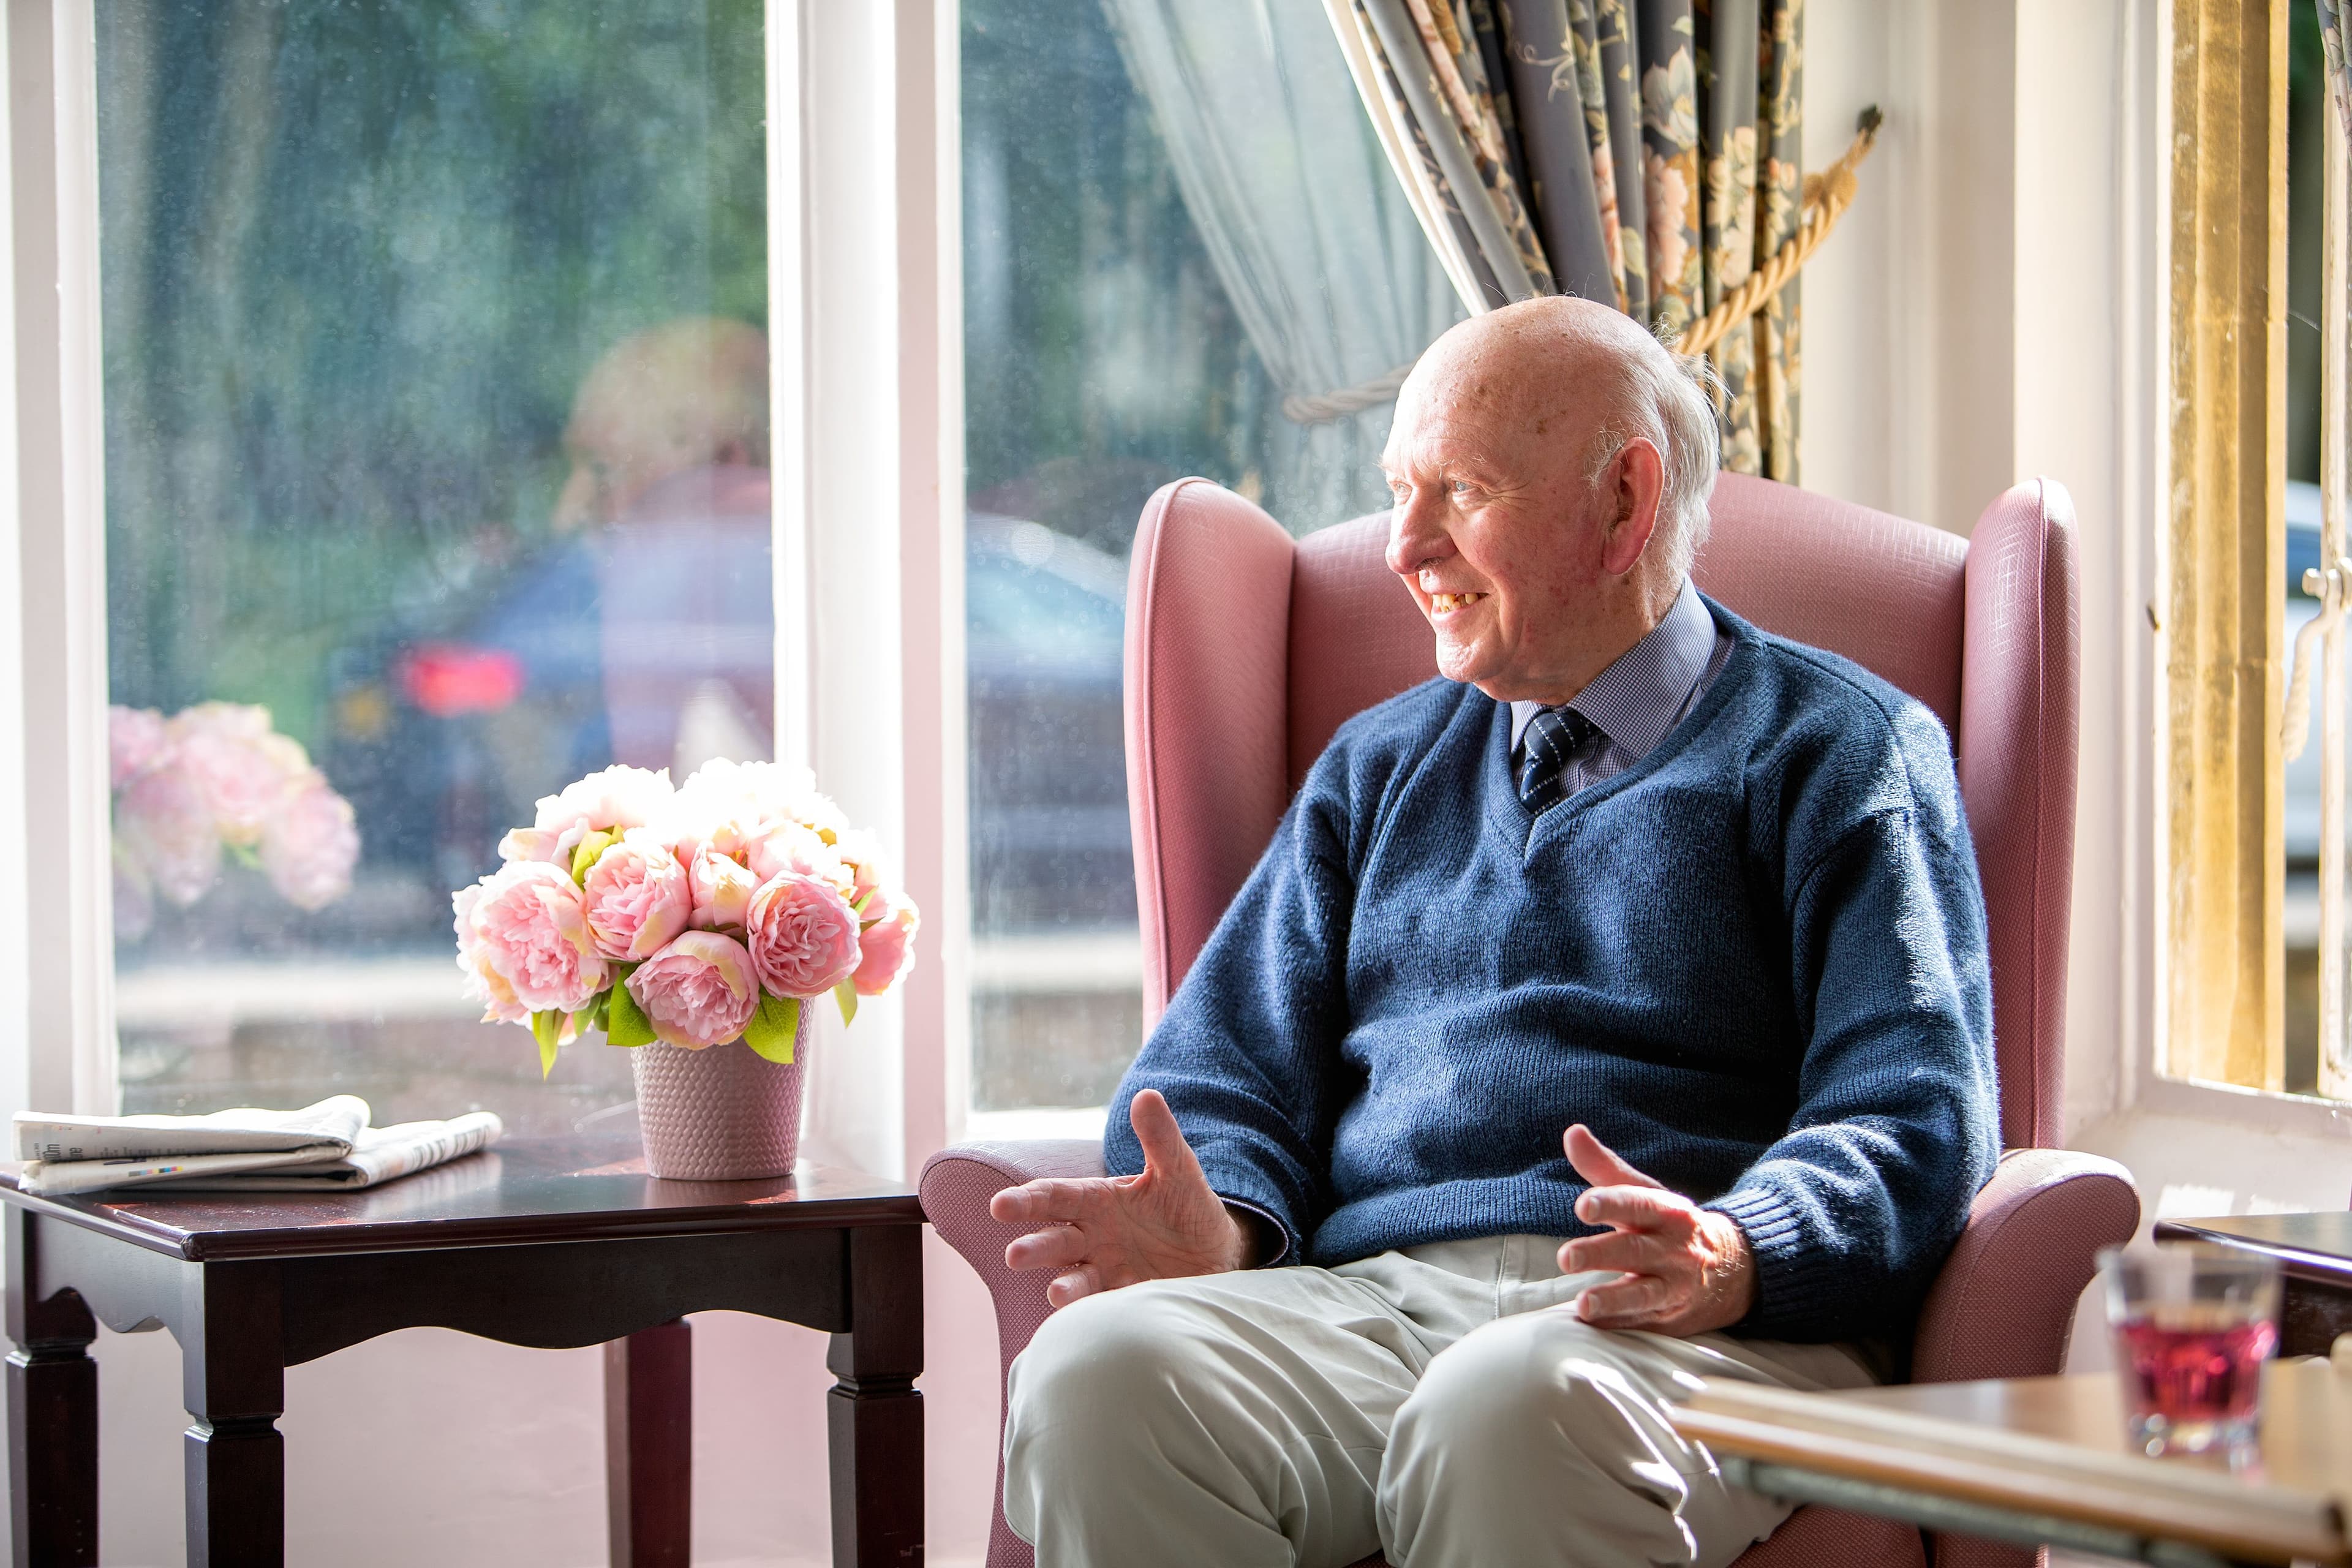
[1101,0,1463,531]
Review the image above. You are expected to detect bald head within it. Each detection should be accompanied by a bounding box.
[1379,297,1722,704]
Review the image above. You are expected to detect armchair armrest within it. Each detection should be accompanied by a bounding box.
[1910,1147,2139,1386]
[920,1139,1107,1364]
[920,1140,1104,1568]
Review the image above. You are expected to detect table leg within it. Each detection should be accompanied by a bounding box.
[6,1211,98,1567]
[605,1317,692,1567]
[179,1262,285,1568]
[825,1224,922,1568]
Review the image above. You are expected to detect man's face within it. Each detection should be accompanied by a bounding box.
[1379,366,1619,703]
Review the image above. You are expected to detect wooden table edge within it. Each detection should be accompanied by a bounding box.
[2154,1218,2352,1289]
[0,1182,927,1262]
[1669,1405,2348,1566]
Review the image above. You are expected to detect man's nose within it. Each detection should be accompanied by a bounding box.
[1384,489,1453,578]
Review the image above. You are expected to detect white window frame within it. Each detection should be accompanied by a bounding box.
[0,0,976,1183]
[2,0,112,1123]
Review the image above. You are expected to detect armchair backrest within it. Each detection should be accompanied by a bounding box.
[1123,472,2079,1150]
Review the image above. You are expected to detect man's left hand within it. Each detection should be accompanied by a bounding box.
[1555,1124,1757,1336]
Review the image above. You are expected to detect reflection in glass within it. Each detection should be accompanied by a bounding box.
[97,1,767,1129]
[960,0,1459,1112]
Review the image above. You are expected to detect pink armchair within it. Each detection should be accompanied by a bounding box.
[922,473,2140,1568]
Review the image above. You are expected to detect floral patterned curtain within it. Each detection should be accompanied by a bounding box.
[1322,0,1804,480]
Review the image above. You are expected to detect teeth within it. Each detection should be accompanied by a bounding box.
[1430,592,1483,611]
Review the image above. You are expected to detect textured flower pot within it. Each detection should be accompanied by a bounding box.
[631,1010,813,1180]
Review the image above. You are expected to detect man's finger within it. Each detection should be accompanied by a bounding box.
[1575,1273,1672,1324]
[991,1177,1112,1227]
[1130,1089,1209,1188]
[1574,1184,1692,1234]
[1005,1224,1090,1274]
[1556,1229,1662,1278]
[1046,1267,1102,1308]
[1563,1123,1665,1191]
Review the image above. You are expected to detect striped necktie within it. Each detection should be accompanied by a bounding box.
[1517,706,1600,814]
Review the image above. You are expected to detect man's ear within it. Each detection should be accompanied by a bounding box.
[1600,437,1665,576]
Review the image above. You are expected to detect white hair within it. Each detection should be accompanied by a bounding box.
[1580,334,1723,586]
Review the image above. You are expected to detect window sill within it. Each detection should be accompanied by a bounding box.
[962,1105,1109,1145]
[2137,1073,2352,1140]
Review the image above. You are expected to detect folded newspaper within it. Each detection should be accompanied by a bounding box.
[11,1095,503,1197]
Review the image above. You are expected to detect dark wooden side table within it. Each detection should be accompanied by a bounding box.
[2155,1212,2352,1358]
[0,1134,925,1568]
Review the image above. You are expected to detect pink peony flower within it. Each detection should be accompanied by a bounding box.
[832,828,889,910]
[108,706,168,791]
[168,702,308,847]
[500,764,674,865]
[851,887,920,995]
[685,842,761,931]
[744,870,861,997]
[116,761,221,907]
[581,828,693,960]
[453,859,609,1021]
[746,818,850,897]
[625,930,761,1049]
[262,774,361,911]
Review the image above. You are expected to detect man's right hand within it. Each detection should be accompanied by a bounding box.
[989,1088,1257,1308]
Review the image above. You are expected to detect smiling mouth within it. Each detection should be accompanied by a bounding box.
[1428,591,1487,612]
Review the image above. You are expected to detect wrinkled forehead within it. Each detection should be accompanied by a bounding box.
[1381,346,1613,476]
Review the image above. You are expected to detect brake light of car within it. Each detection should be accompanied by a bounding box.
[398,644,527,717]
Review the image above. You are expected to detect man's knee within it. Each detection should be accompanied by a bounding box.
[1006,1277,1276,1488]
[1393,1310,1653,1463]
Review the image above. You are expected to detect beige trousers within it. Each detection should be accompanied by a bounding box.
[1001,1233,1877,1568]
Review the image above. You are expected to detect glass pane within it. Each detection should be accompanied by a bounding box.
[2285,0,2336,1095]
[98,1,768,1131]
[960,0,1460,1112]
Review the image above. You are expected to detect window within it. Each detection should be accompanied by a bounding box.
[957,0,1457,1118]
[96,1,769,1131]
[2165,0,2352,1101]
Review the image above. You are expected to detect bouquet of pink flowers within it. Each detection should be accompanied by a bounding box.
[452,762,919,1074]
[110,701,362,940]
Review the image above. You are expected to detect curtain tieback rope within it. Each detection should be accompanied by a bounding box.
[1673,105,1882,360]
[1284,107,1882,425]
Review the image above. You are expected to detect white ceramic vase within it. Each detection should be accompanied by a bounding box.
[630,1008,812,1180]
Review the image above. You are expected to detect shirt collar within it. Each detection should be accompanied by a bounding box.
[1509,578,1715,761]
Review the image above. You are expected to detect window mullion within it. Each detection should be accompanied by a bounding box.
[7,0,114,1117]
[2321,73,2351,1100]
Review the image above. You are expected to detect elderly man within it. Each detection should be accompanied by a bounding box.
[990,297,1998,1568]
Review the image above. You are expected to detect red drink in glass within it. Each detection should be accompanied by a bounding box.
[2100,1244,2280,1463]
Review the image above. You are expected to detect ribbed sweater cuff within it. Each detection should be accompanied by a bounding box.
[1708,1183,1837,1335]
[1197,1158,1300,1267]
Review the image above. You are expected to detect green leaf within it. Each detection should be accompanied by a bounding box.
[570,828,621,886]
[605,981,656,1047]
[742,993,800,1064]
[834,979,858,1027]
[228,840,263,872]
[852,889,873,915]
[531,1009,565,1077]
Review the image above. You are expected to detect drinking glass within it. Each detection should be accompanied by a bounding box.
[2098,1243,2280,1463]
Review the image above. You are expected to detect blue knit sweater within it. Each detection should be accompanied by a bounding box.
[1107,600,2000,1343]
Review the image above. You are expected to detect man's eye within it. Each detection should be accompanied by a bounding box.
[1449,479,1472,496]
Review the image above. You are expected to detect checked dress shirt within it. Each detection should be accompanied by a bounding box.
[1508,576,1730,809]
